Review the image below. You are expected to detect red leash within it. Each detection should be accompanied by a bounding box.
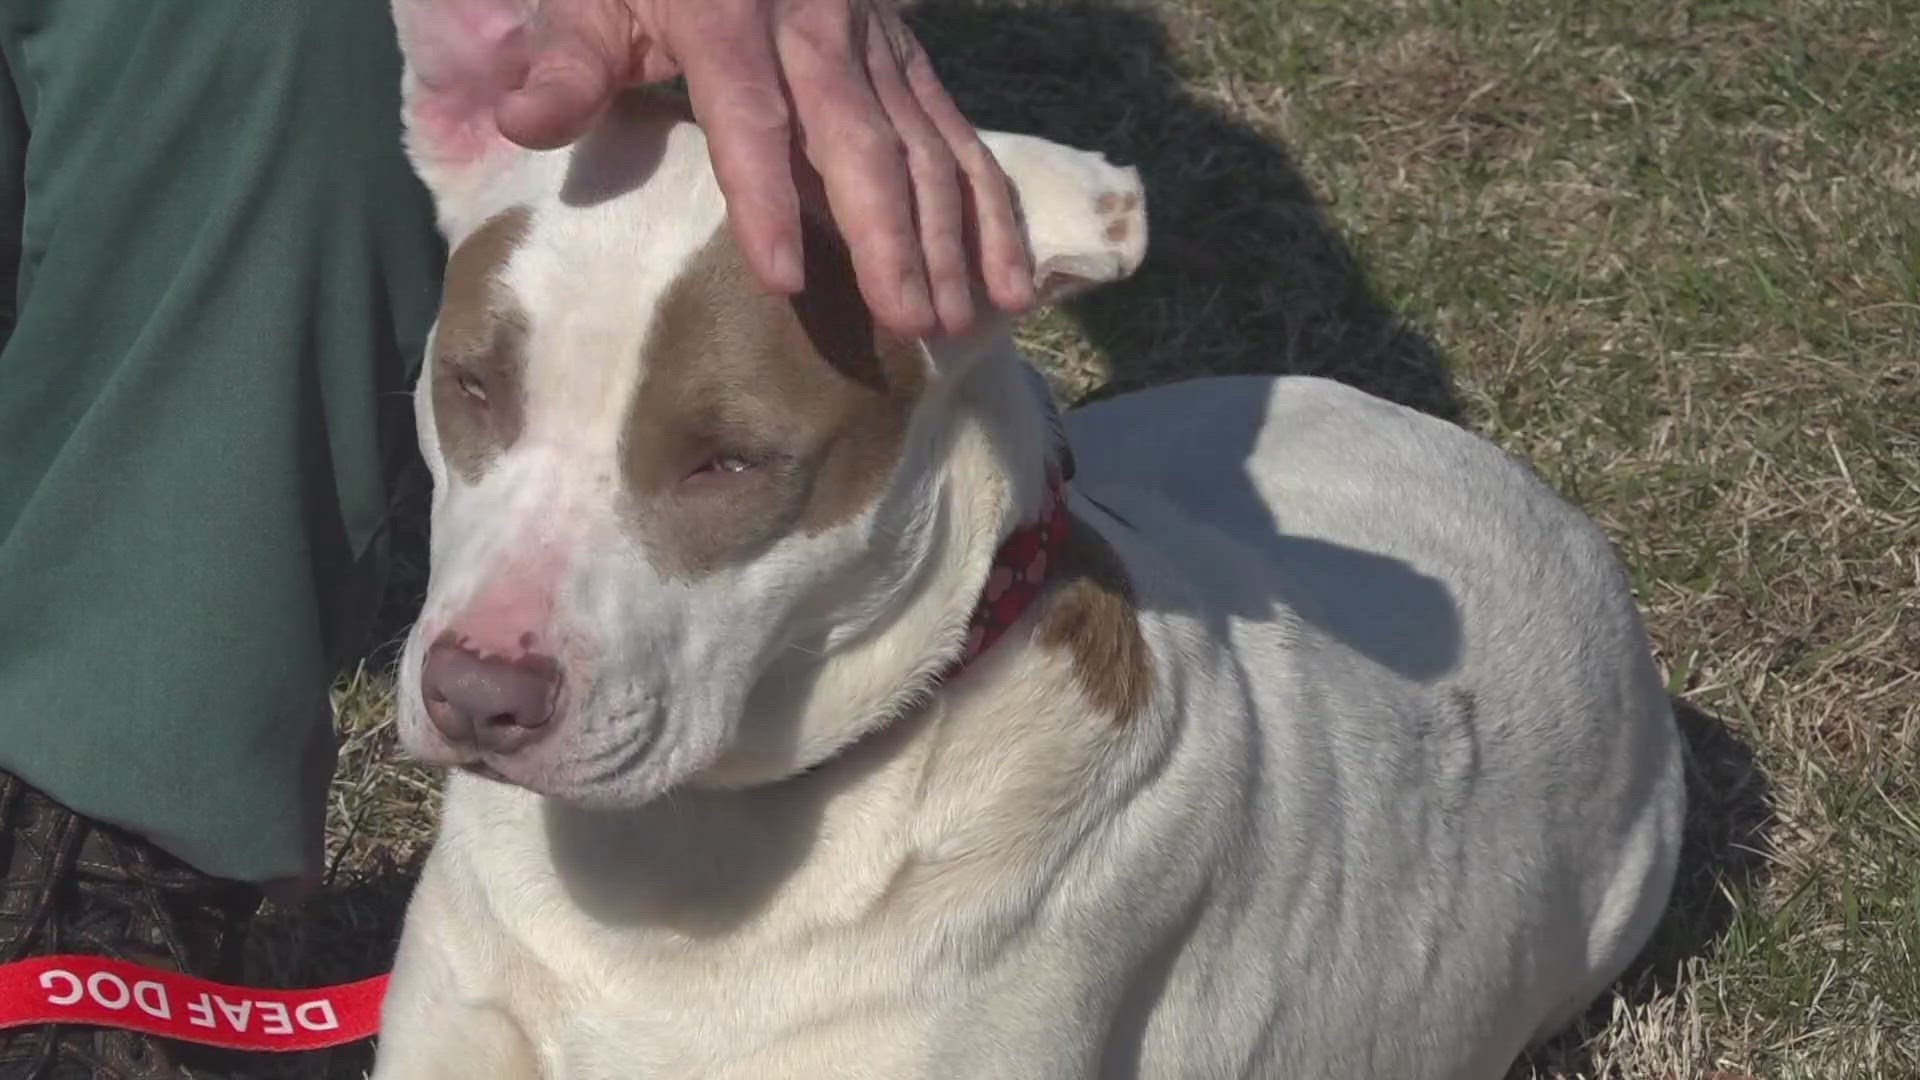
[0,955,386,1052]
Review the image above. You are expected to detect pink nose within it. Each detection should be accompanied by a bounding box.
[420,635,562,755]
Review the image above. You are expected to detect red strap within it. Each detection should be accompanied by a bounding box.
[940,465,1070,683]
[0,955,386,1052]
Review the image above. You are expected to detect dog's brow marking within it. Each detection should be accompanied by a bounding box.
[431,206,535,481]
[1036,512,1152,723]
[444,207,533,309]
[618,221,927,578]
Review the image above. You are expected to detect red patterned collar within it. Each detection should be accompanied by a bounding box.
[938,462,1071,684]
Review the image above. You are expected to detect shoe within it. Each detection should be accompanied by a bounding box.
[0,769,265,1079]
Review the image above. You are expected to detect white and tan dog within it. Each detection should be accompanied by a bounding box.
[372,2,1686,1077]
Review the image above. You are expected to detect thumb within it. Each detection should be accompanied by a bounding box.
[496,0,634,150]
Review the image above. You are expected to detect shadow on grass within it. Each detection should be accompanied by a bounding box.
[1518,694,1775,1077]
[911,0,1458,418]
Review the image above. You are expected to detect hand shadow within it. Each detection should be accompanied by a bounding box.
[909,0,1459,420]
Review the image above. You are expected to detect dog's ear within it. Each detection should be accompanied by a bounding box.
[392,0,538,232]
[982,131,1148,309]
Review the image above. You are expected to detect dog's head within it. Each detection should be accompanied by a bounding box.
[389,0,1147,807]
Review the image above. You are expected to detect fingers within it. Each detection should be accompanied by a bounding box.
[859,11,976,333]
[496,0,635,151]
[778,1,937,334]
[677,2,807,294]
[500,0,1034,338]
[900,42,1033,312]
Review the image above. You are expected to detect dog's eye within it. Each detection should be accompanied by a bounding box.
[455,372,489,405]
[689,454,755,479]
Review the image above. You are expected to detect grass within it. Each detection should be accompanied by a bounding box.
[286,0,1919,1076]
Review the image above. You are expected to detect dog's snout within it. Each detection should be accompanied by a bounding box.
[421,636,562,754]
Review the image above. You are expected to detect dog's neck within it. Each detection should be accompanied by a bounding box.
[690,341,1062,791]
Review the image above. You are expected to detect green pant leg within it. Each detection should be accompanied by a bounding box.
[0,0,445,884]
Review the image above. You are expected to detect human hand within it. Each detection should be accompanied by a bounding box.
[492,0,1035,337]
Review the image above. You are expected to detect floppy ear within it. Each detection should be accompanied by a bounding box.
[982,131,1149,308]
[392,0,538,233]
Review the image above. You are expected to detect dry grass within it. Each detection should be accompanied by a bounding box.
[284,0,1919,1075]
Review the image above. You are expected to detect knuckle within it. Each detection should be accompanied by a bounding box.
[861,228,919,275]
[901,130,957,176]
[726,94,793,139]
[833,119,907,162]
[688,0,757,29]
[926,230,967,263]
[693,76,790,137]
[778,7,857,67]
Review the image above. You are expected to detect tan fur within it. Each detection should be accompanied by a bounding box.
[1036,511,1152,722]
[430,207,533,481]
[619,222,928,578]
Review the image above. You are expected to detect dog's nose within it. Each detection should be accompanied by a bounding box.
[420,638,562,754]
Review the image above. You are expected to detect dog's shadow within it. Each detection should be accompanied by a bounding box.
[911,0,1458,419]
[1512,695,1774,1078]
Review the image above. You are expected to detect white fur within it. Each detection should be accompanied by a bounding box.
[376,3,1685,1076]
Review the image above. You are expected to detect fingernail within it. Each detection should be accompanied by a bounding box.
[515,59,568,101]
[498,80,575,150]
[769,239,804,293]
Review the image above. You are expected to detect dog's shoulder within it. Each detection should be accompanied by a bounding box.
[1063,372,1668,784]
[1068,374,1634,628]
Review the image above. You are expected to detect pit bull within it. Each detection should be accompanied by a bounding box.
[370,2,1686,1077]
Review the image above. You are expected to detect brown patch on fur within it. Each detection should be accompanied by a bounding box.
[430,207,534,482]
[1036,511,1152,722]
[1095,191,1124,214]
[1103,217,1131,243]
[621,222,927,576]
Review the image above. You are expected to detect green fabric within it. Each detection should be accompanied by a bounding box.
[0,0,445,883]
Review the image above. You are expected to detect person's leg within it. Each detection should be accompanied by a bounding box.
[0,0,443,1075]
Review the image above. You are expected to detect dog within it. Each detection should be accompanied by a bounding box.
[371,2,1686,1076]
